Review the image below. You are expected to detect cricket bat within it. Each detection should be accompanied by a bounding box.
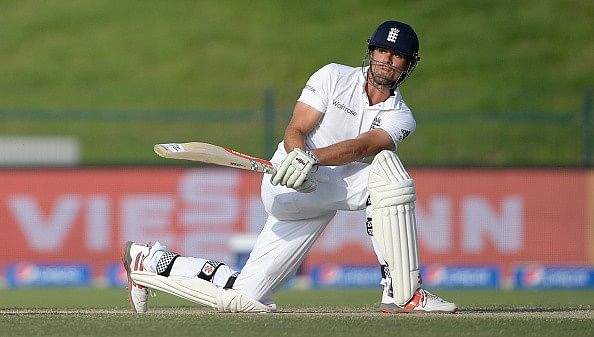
[154,142,276,174]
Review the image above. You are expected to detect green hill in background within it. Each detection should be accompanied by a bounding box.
[0,0,592,166]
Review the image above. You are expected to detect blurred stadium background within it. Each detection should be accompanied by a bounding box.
[0,0,593,296]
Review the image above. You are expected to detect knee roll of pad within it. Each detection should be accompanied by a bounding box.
[369,178,416,207]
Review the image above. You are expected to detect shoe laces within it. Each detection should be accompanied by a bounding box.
[419,289,444,303]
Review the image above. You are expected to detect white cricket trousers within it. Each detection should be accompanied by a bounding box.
[232,211,336,301]
[143,162,387,304]
[233,163,371,301]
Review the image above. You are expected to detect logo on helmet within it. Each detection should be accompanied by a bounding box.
[387,27,400,43]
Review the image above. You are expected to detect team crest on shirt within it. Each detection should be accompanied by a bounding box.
[371,118,411,140]
[371,116,381,129]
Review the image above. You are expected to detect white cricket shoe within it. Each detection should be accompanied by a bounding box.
[261,298,277,312]
[122,241,151,313]
[380,288,458,313]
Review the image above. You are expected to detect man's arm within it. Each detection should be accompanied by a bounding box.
[283,102,396,166]
[272,101,396,191]
[283,101,323,153]
[314,129,395,166]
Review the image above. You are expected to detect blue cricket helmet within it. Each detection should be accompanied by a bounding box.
[365,20,420,88]
[368,20,420,62]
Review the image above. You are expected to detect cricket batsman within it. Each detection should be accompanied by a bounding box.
[123,20,458,313]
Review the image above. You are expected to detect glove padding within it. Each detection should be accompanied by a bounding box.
[271,148,319,193]
[292,177,317,193]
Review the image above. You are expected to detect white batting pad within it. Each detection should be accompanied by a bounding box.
[368,150,421,305]
[131,271,270,313]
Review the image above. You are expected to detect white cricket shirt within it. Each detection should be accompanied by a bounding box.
[297,63,416,152]
[265,63,417,217]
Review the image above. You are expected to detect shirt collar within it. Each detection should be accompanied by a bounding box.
[359,66,400,110]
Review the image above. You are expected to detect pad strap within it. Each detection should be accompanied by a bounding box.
[365,197,373,236]
[156,251,179,277]
[224,272,239,289]
[197,260,225,282]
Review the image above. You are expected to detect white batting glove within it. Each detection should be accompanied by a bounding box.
[271,148,319,192]
[292,177,317,193]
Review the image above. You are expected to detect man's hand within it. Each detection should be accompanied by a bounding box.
[271,148,319,192]
[292,177,317,193]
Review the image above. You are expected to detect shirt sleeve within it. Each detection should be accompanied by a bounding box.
[379,100,417,145]
[296,64,335,113]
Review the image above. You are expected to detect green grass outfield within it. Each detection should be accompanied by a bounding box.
[0,288,592,337]
[1,0,593,166]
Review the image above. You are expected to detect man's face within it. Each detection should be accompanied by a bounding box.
[369,48,409,86]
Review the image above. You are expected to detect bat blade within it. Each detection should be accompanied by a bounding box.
[154,142,276,174]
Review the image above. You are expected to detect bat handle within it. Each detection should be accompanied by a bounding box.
[266,163,327,182]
